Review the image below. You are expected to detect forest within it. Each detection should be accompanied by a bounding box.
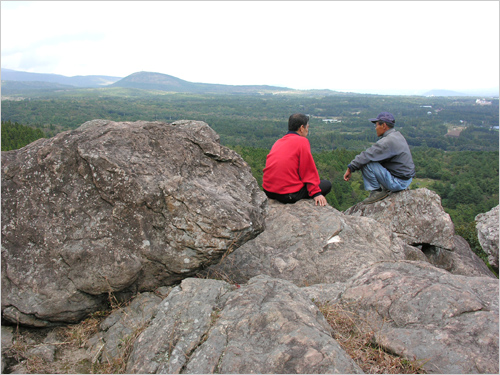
[1,87,499,268]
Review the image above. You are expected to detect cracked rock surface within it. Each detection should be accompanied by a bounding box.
[326,261,498,374]
[476,205,499,270]
[1,120,266,326]
[100,276,364,374]
[202,193,494,286]
[90,264,498,374]
[344,188,455,250]
[200,199,407,285]
[344,188,495,277]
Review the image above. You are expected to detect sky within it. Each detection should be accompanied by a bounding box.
[1,0,499,95]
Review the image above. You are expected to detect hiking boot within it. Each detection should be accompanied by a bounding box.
[362,187,390,205]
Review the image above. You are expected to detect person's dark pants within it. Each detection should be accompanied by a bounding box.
[264,180,332,204]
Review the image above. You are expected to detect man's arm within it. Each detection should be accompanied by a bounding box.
[343,168,352,181]
[349,138,394,172]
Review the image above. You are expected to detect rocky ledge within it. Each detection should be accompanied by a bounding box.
[2,120,498,374]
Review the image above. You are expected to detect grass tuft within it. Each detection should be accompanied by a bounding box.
[317,301,427,374]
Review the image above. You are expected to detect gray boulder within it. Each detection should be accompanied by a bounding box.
[202,189,495,286]
[476,205,499,270]
[1,120,267,327]
[322,260,498,374]
[200,199,407,286]
[344,188,495,278]
[106,276,362,374]
[344,188,455,249]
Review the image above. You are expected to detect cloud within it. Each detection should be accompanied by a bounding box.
[1,1,498,93]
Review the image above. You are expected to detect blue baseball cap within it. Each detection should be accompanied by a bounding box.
[369,112,395,125]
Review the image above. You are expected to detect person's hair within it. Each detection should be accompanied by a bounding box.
[288,113,309,131]
[378,120,395,129]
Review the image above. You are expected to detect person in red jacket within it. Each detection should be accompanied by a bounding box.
[263,113,331,206]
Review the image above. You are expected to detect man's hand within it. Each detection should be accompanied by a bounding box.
[314,194,327,206]
[343,168,351,181]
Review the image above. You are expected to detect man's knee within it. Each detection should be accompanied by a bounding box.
[320,179,332,196]
[362,161,382,172]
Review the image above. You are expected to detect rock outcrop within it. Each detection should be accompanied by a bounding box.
[88,262,498,374]
[476,205,499,270]
[305,261,499,374]
[2,120,498,374]
[1,120,266,326]
[202,190,495,285]
[90,276,363,374]
[200,199,407,285]
[344,188,455,249]
[344,188,494,278]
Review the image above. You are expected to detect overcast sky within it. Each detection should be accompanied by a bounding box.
[1,1,499,95]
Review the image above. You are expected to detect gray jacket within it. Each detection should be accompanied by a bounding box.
[348,128,415,180]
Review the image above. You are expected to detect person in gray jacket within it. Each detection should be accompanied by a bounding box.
[343,112,415,204]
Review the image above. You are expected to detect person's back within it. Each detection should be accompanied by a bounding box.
[263,113,331,206]
[263,133,317,195]
[377,129,415,180]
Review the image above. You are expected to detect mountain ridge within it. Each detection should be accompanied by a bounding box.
[109,71,297,94]
[1,68,498,97]
[1,68,121,87]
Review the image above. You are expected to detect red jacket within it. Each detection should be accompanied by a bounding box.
[263,133,321,197]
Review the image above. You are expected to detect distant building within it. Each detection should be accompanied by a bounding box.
[446,129,463,137]
[322,118,341,123]
[476,98,492,105]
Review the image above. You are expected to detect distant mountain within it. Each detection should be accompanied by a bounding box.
[5,68,495,97]
[423,88,499,97]
[110,71,295,94]
[1,80,75,93]
[423,89,470,97]
[1,68,122,87]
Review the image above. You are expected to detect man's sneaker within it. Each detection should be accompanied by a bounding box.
[362,187,390,205]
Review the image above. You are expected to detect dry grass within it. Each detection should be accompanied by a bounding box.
[5,315,103,374]
[64,311,107,349]
[3,292,131,374]
[90,322,148,374]
[317,301,427,374]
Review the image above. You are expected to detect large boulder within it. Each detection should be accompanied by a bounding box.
[344,188,455,249]
[93,276,363,374]
[200,199,408,286]
[344,188,495,278]
[1,120,267,327]
[476,205,499,270]
[201,190,495,286]
[306,260,499,374]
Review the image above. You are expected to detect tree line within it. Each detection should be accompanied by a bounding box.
[1,90,498,151]
[1,120,46,151]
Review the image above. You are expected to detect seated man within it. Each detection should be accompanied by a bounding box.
[263,113,331,206]
[343,112,415,204]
